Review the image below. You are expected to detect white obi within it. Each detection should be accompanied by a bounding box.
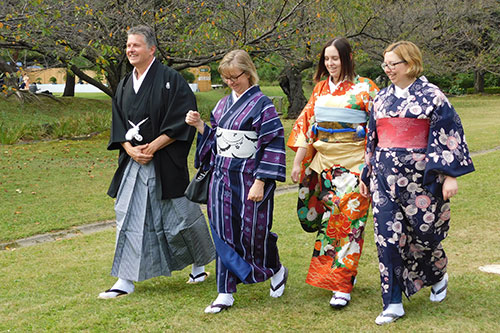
[216,128,258,159]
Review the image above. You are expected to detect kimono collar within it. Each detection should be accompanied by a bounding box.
[391,76,428,98]
[132,57,156,93]
[328,76,346,92]
[231,85,257,106]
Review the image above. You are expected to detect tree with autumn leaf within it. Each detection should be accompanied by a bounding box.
[1,0,498,104]
[1,0,321,98]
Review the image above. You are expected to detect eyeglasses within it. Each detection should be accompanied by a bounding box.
[222,71,245,83]
[380,61,407,70]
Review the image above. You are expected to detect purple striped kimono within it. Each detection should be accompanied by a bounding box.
[196,85,286,293]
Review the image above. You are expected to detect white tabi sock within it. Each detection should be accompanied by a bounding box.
[270,265,288,298]
[330,291,351,307]
[204,293,234,313]
[112,278,134,294]
[187,265,209,283]
[430,273,448,302]
[191,265,205,276]
[385,303,404,316]
[375,303,405,325]
[98,278,134,299]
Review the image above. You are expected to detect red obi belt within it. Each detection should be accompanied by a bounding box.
[377,117,430,149]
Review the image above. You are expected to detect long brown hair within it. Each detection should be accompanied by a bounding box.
[314,37,355,83]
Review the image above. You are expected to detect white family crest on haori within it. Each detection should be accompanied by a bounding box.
[125,118,149,142]
[216,127,258,159]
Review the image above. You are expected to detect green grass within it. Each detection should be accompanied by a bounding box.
[49,92,113,100]
[0,97,112,144]
[448,95,500,152]
[1,150,499,331]
[0,133,117,241]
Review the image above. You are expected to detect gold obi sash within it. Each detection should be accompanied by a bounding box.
[309,105,368,174]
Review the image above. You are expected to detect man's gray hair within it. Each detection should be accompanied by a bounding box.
[127,25,157,48]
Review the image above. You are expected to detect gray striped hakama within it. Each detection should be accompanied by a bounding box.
[111,160,215,282]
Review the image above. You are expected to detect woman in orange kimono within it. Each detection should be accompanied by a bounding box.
[288,37,378,308]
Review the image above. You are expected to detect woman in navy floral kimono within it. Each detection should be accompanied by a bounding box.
[186,50,287,314]
[360,41,475,325]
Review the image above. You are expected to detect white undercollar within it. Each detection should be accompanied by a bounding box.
[132,57,155,93]
[231,85,255,104]
[394,84,410,99]
[329,76,345,92]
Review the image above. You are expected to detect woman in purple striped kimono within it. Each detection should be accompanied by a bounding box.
[185,50,287,313]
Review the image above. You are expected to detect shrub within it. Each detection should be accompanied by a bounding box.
[466,86,500,94]
[180,70,196,83]
[49,76,57,84]
[448,85,466,96]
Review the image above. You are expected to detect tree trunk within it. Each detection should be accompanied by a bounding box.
[70,65,113,97]
[0,59,20,90]
[63,69,75,97]
[279,60,313,119]
[474,69,485,93]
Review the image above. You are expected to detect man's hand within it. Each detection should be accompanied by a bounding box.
[122,142,153,165]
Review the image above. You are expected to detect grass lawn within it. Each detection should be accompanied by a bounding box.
[1,149,499,331]
[0,96,112,144]
[450,95,500,152]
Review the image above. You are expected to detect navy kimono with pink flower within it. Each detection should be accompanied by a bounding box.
[361,76,474,309]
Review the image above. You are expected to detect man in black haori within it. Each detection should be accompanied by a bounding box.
[99,25,215,299]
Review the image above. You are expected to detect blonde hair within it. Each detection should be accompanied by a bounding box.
[218,50,259,86]
[384,41,423,78]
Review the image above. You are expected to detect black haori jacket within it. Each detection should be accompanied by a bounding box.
[107,59,196,200]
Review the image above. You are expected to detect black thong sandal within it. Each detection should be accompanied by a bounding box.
[375,311,404,325]
[98,288,129,299]
[187,271,210,284]
[270,266,289,294]
[205,303,232,314]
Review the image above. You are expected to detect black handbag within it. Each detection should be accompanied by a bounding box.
[184,168,211,204]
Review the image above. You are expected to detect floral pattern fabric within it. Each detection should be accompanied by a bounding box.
[288,77,379,293]
[361,76,474,309]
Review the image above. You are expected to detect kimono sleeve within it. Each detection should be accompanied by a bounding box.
[253,99,286,182]
[423,90,475,194]
[358,77,380,112]
[107,77,129,151]
[159,69,197,142]
[194,99,221,170]
[361,102,379,186]
[286,87,317,151]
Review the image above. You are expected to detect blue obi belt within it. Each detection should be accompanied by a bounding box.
[312,106,368,138]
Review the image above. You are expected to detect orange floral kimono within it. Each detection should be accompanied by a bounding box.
[288,76,378,293]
